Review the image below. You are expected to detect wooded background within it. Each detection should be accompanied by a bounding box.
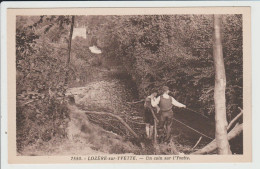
[16,15,243,154]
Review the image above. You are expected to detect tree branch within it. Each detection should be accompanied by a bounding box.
[126,99,144,104]
[227,109,243,131]
[192,136,202,150]
[84,110,139,139]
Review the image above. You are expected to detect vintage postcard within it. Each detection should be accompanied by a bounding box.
[6,7,251,164]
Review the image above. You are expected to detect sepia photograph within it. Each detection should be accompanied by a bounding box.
[5,7,252,164]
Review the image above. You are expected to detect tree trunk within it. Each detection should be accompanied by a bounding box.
[213,15,232,154]
[192,123,242,155]
[65,15,75,85]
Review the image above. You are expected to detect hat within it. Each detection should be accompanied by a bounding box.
[162,86,170,93]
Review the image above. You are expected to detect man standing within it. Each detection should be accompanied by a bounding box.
[152,86,186,141]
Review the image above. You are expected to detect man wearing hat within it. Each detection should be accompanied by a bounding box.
[151,86,186,141]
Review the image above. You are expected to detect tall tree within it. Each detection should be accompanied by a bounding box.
[65,15,75,85]
[213,15,232,154]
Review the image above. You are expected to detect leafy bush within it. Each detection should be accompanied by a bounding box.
[16,98,69,152]
[16,16,72,152]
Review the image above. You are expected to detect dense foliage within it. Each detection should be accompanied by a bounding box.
[16,16,72,152]
[83,15,243,120]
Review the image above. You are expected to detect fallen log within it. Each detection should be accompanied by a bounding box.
[85,110,139,139]
[192,123,243,155]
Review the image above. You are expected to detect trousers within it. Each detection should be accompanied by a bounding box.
[158,110,173,141]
